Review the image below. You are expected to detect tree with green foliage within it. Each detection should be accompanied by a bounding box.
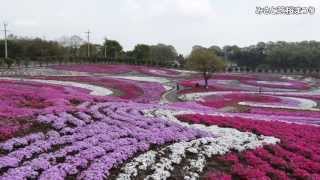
[209,45,223,56]
[221,41,320,70]
[103,39,123,59]
[4,58,14,69]
[132,44,151,64]
[187,47,226,88]
[150,44,178,66]
[79,43,100,58]
[0,36,65,59]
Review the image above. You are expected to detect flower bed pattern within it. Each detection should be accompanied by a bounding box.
[179,74,311,93]
[179,73,320,127]
[0,102,208,179]
[249,107,320,118]
[52,64,180,77]
[36,76,166,103]
[0,101,279,180]
[1,68,320,180]
[177,114,320,179]
[200,93,282,109]
[0,80,93,118]
[241,80,310,90]
[0,80,98,140]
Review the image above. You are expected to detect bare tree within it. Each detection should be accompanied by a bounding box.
[58,35,84,56]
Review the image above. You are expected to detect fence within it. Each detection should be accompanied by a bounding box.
[225,67,320,75]
[0,57,178,76]
[1,61,320,77]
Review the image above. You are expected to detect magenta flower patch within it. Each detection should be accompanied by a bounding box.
[177,114,320,179]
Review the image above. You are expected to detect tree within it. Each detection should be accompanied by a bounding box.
[221,41,320,70]
[4,58,14,69]
[209,45,223,56]
[187,47,226,88]
[150,44,178,66]
[79,43,99,57]
[177,54,185,67]
[132,44,150,64]
[58,35,83,56]
[103,39,122,59]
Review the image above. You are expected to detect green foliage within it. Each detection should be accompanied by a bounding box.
[224,41,320,69]
[0,36,65,59]
[209,45,223,56]
[4,58,14,69]
[1,33,320,70]
[0,58,3,67]
[150,44,178,65]
[103,39,123,59]
[132,44,151,62]
[79,43,100,57]
[187,47,226,73]
[187,47,226,88]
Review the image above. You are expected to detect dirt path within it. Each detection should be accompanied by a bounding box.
[160,81,187,103]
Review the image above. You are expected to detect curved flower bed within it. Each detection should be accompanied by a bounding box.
[249,108,320,118]
[0,77,113,96]
[0,80,97,140]
[138,68,179,77]
[238,96,318,111]
[177,114,320,179]
[179,91,319,112]
[0,80,93,118]
[0,102,208,179]
[0,101,279,180]
[179,73,312,94]
[1,68,320,179]
[241,80,310,90]
[0,118,33,141]
[179,79,300,93]
[114,108,278,179]
[200,93,282,109]
[35,76,166,103]
[51,64,180,77]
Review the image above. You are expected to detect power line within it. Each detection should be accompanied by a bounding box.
[84,30,91,57]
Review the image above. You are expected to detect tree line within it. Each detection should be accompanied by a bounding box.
[1,34,320,70]
[0,35,184,68]
[220,41,320,70]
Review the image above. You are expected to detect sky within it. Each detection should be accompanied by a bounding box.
[1,0,320,55]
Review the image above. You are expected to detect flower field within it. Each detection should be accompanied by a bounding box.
[0,65,320,179]
[176,114,320,179]
[33,76,167,103]
[52,64,181,77]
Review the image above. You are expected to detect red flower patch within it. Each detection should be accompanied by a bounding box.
[177,114,320,179]
[201,94,281,108]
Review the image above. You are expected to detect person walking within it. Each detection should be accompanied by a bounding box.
[258,86,262,94]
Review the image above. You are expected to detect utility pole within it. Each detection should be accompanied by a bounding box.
[84,30,91,57]
[2,23,8,59]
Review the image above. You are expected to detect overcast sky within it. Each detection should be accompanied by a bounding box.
[1,0,320,54]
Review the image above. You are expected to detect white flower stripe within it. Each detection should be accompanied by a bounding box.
[115,109,279,180]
